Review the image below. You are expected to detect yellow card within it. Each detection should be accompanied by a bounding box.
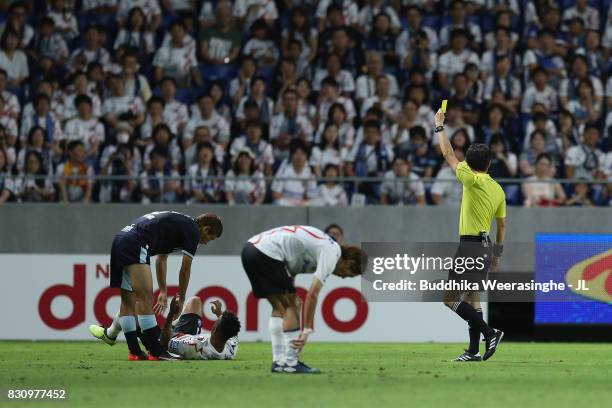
[441,99,448,113]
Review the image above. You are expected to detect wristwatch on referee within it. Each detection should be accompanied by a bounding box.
[434,125,445,133]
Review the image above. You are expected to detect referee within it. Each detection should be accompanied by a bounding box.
[434,107,507,362]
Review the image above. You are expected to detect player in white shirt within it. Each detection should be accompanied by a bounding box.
[241,225,364,373]
[161,297,240,360]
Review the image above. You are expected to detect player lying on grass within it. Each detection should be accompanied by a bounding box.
[241,225,364,374]
[161,296,240,360]
[97,210,222,360]
[90,297,240,360]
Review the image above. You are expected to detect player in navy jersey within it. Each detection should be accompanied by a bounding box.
[90,211,223,361]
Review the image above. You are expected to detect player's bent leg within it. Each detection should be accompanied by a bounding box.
[181,296,202,315]
[266,295,287,373]
[119,288,147,360]
[126,264,167,359]
[280,294,320,374]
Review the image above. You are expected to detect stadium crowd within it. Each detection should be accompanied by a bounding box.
[0,0,611,206]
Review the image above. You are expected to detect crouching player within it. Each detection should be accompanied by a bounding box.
[241,225,364,374]
[161,297,241,360]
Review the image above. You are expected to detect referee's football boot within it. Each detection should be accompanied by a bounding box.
[452,349,482,362]
[88,325,116,346]
[283,361,321,374]
[483,329,504,361]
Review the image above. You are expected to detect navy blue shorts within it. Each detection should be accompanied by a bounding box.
[110,231,151,290]
[172,313,202,337]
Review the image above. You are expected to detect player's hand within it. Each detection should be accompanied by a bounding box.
[290,331,310,352]
[210,300,223,318]
[434,109,445,127]
[168,296,180,319]
[154,291,168,315]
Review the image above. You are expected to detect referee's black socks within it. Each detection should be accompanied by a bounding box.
[468,308,483,354]
[451,302,494,339]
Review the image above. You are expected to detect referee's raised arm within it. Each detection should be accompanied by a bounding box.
[434,109,459,171]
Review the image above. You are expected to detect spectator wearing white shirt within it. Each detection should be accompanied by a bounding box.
[317,77,356,125]
[0,29,28,86]
[271,142,317,206]
[225,147,266,205]
[356,51,399,105]
[566,80,601,126]
[396,5,439,56]
[114,7,155,60]
[16,126,54,173]
[69,26,111,73]
[14,150,56,202]
[358,0,401,35]
[102,74,145,132]
[270,89,313,162]
[521,67,558,114]
[315,0,358,32]
[47,0,79,42]
[143,123,182,171]
[0,147,15,203]
[20,94,63,145]
[436,28,479,91]
[183,125,225,170]
[60,71,102,121]
[483,54,521,114]
[480,28,519,79]
[139,146,180,204]
[0,2,34,48]
[117,0,161,31]
[438,0,482,48]
[235,76,274,125]
[310,164,348,207]
[229,119,274,176]
[313,53,355,95]
[63,95,105,162]
[380,156,425,206]
[559,55,604,109]
[310,123,347,177]
[432,147,464,207]
[184,142,223,204]
[281,7,318,65]
[0,70,20,120]
[563,0,599,31]
[139,96,168,146]
[522,153,566,207]
[31,17,69,66]
[184,93,231,149]
[153,21,202,88]
[522,29,566,87]
[159,77,189,136]
[98,141,139,203]
[242,19,279,67]
[565,126,605,181]
[360,75,401,123]
[233,0,279,31]
[0,97,18,148]
[121,51,152,103]
[315,102,355,148]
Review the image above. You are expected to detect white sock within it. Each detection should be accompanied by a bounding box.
[268,317,285,364]
[283,329,301,367]
[107,313,122,339]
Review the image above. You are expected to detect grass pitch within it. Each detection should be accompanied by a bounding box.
[0,341,610,408]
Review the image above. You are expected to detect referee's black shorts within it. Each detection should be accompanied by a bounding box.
[447,235,493,291]
[241,242,295,299]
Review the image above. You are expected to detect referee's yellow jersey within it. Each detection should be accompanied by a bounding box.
[455,161,506,236]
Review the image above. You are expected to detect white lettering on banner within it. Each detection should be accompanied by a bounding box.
[0,255,480,342]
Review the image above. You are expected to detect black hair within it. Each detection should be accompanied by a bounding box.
[465,143,491,172]
[319,123,340,150]
[363,120,381,133]
[152,123,173,144]
[321,76,340,89]
[535,152,552,164]
[150,146,168,159]
[218,311,241,341]
[327,102,346,123]
[24,150,47,188]
[126,7,146,32]
[324,223,343,235]
[147,95,165,108]
[322,163,340,177]
[290,140,309,158]
[409,126,427,140]
[233,150,256,175]
[0,27,19,50]
[74,94,93,109]
[67,140,84,152]
[27,126,46,146]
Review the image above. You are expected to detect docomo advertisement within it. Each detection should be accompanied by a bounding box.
[0,254,475,342]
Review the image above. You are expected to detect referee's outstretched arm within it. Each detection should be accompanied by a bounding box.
[434,109,459,171]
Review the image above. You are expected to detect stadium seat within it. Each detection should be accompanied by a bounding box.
[199,64,237,82]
